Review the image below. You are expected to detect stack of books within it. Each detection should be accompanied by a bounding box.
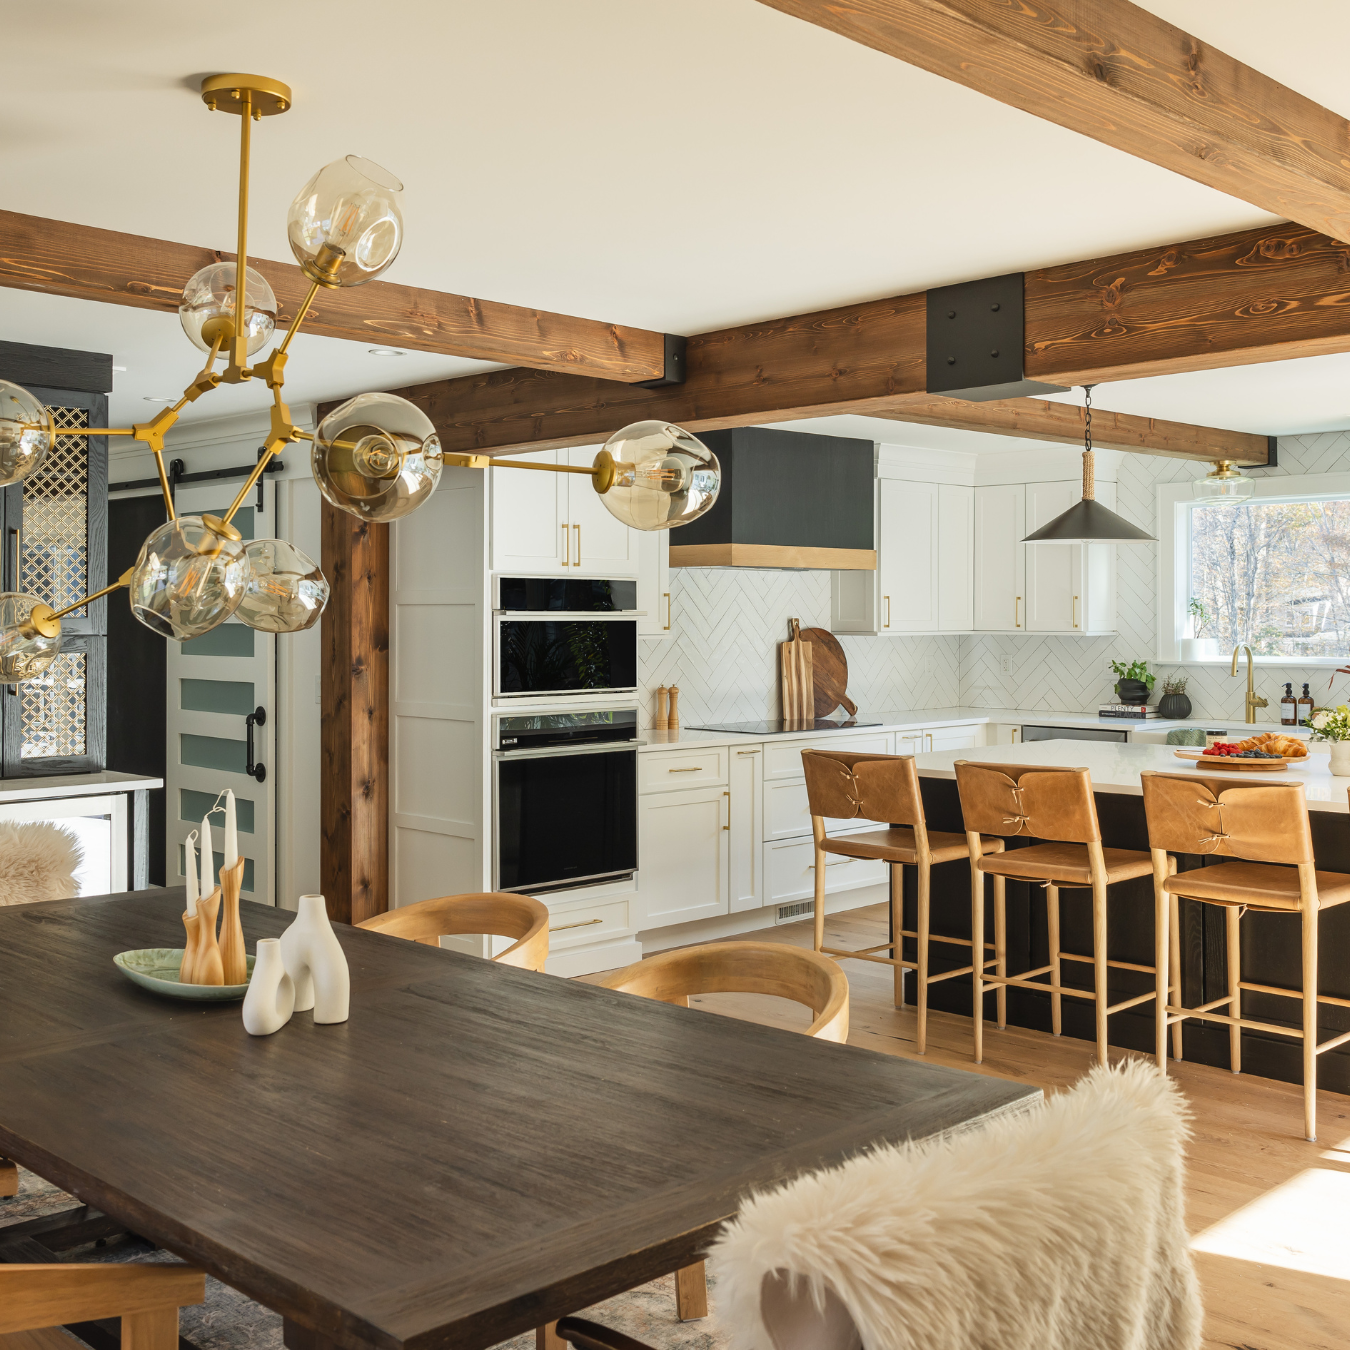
[1098,703,1160,720]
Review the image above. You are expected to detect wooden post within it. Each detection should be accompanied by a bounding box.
[321,502,389,926]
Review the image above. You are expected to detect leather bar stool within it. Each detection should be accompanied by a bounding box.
[1141,771,1350,1141]
[358,892,550,971]
[953,760,1159,1065]
[803,750,1005,1054]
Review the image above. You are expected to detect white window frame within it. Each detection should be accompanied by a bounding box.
[1158,472,1350,664]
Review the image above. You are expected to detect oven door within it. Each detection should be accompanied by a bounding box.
[494,616,638,698]
[494,743,638,893]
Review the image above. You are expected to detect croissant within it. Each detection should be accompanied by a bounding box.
[1237,733,1306,757]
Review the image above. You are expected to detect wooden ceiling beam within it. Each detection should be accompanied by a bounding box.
[0,210,668,382]
[755,0,1350,243]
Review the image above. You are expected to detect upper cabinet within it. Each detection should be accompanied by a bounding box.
[490,447,636,577]
[973,483,1025,632]
[635,527,672,639]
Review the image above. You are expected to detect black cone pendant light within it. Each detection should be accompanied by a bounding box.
[1022,386,1155,543]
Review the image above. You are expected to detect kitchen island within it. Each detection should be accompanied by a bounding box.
[904,739,1350,1092]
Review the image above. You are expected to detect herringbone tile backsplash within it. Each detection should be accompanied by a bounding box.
[640,432,1350,728]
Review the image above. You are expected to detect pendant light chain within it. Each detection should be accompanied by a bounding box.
[1082,384,1096,501]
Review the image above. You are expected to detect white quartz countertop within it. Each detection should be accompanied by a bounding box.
[911,739,1350,813]
[0,771,163,803]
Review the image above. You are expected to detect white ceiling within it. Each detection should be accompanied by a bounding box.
[4,0,1350,436]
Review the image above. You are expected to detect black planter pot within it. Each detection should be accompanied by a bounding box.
[1115,678,1151,705]
[1158,692,1193,719]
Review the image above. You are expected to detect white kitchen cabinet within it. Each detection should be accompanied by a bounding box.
[728,746,764,913]
[566,446,634,572]
[936,484,974,632]
[973,483,1026,632]
[1025,480,1116,635]
[767,837,887,906]
[636,784,729,928]
[635,526,672,639]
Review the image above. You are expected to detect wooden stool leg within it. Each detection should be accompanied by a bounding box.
[994,874,1007,1031]
[1092,878,1109,1066]
[1227,905,1243,1074]
[891,862,904,1010]
[812,836,827,953]
[674,1261,708,1321]
[0,1158,17,1198]
[122,1308,179,1350]
[1169,892,1184,1061]
[1153,868,1169,1070]
[1047,884,1062,1037]
[971,861,985,1064]
[537,1323,566,1350]
[916,861,930,1054]
[1303,904,1319,1142]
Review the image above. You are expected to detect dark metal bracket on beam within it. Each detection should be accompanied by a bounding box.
[926,273,1068,402]
[633,333,687,388]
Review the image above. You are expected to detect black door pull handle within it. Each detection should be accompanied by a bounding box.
[245,706,266,782]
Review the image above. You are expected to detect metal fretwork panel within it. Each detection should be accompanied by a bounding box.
[21,650,88,759]
[23,405,90,618]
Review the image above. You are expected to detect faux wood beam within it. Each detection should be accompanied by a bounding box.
[756,0,1350,243]
[320,504,388,925]
[0,210,667,382]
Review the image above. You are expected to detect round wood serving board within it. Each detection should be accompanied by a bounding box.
[800,627,857,718]
[1173,751,1291,771]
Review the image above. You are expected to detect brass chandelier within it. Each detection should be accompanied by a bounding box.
[0,74,721,683]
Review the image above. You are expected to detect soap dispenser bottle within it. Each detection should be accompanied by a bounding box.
[1281,683,1297,725]
[1299,682,1315,725]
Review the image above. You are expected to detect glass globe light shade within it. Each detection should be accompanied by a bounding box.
[178,262,277,355]
[287,155,404,289]
[0,592,61,683]
[237,539,329,633]
[129,515,250,641]
[312,392,441,522]
[0,380,54,488]
[593,421,720,530]
[1193,460,1255,504]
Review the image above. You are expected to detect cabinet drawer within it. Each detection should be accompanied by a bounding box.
[763,733,894,780]
[639,748,726,792]
[767,837,888,904]
[545,896,631,949]
[764,779,878,843]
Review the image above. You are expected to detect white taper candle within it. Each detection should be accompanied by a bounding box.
[185,829,198,909]
[201,812,213,894]
[223,789,238,870]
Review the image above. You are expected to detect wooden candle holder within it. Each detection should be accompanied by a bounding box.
[193,887,225,986]
[218,857,248,985]
[180,906,203,984]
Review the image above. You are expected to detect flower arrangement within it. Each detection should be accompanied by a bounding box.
[1162,674,1188,696]
[1306,706,1350,741]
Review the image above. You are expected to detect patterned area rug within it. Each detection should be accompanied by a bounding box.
[1,1168,728,1350]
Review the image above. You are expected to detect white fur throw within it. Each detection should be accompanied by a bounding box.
[710,1060,1201,1350]
[0,821,82,905]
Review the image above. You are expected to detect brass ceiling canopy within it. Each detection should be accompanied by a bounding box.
[200,73,293,117]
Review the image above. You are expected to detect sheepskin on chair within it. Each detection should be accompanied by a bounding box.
[710,1060,1201,1350]
[0,822,82,905]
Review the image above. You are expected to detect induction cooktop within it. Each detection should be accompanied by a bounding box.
[687,719,883,735]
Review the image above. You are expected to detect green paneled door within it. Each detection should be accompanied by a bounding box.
[180,788,255,834]
[180,679,256,716]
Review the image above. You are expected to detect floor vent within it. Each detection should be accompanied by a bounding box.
[776,900,815,923]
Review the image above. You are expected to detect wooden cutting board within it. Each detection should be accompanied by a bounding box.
[1173,751,1289,771]
[800,627,858,719]
[779,619,814,723]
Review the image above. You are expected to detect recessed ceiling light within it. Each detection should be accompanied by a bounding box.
[143,395,177,403]
[368,347,405,357]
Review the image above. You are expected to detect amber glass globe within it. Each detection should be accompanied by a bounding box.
[287,156,404,289]
[594,422,720,530]
[0,380,54,488]
[237,539,329,633]
[0,592,61,683]
[179,262,278,354]
[312,392,441,522]
[129,516,250,641]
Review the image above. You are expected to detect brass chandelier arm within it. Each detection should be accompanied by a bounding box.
[275,279,322,359]
[47,569,135,623]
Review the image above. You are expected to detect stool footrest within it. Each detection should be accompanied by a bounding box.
[1058,952,1158,975]
[925,958,1000,986]
[1166,1003,1302,1038]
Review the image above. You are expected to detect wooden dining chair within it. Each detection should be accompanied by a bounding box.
[953,760,1160,1065]
[1141,771,1350,1141]
[357,892,550,971]
[802,749,1006,1054]
[0,1262,205,1350]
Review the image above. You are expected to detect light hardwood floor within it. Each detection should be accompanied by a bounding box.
[595,902,1350,1350]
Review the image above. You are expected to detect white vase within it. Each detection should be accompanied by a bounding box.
[279,894,350,1024]
[1329,742,1350,777]
[242,938,295,1036]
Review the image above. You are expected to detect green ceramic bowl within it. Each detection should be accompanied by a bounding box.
[113,948,255,1002]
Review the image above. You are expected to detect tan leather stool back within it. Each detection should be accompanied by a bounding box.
[1140,772,1313,865]
[953,761,1100,843]
[802,751,924,826]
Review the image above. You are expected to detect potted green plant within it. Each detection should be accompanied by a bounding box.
[1306,705,1350,776]
[1110,659,1155,706]
[1158,673,1191,719]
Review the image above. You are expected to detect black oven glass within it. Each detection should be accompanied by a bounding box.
[499,577,637,611]
[497,748,637,891]
[499,620,637,693]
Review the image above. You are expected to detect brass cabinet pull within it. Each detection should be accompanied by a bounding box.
[668,765,703,773]
[561,522,569,567]
[722,789,730,831]
[663,591,671,630]
[1014,595,1021,629]
[1072,595,1079,629]
[550,917,603,933]
[809,859,850,869]
[10,527,19,590]
[883,595,891,628]
[735,749,759,756]
[573,522,581,567]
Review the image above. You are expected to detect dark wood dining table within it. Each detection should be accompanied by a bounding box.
[0,890,1039,1350]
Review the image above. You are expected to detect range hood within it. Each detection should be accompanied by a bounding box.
[670,427,876,570]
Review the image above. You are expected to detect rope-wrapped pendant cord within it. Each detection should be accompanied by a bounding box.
[1081,384,1096,501]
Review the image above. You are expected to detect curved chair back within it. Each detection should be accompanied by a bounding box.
[358,892,550,971]
[599,941,849,1041]
[1141,771,1313,864]
[953,760,1100,843]
[802,750,925,829]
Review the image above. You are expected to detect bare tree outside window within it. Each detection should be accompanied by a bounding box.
[1189,498,1350,657]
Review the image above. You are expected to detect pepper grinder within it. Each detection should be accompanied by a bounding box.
[655,686,669,730]
[668,685,680,732]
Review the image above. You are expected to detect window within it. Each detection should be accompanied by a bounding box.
[1159,474,1350,662]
